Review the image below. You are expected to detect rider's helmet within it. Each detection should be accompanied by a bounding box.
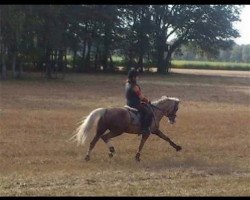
[128,69,139,80]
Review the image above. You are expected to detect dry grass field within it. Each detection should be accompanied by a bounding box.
[0,69,250,196]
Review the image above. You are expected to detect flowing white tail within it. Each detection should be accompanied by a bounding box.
[72,108,106,146]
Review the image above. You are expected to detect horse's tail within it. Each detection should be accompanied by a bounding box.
[71,108,106,146]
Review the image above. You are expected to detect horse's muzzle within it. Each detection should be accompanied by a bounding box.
[168,119,176,124]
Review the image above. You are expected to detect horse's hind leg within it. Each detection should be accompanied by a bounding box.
[85,121,107,161]
[85,135,100,161]
[101,131,123,158]
[135,132,150,162]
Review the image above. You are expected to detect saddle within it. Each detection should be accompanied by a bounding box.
[124,105,141,126]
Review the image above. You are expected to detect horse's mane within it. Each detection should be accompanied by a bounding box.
[152,96,180,105]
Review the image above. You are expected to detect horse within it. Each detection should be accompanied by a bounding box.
[72,96,181,162]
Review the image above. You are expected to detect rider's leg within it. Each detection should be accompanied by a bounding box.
[139,105,151,134]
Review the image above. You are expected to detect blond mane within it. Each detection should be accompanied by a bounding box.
[152,96,180,105]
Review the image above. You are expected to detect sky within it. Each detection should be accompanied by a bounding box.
[234,5,250,45]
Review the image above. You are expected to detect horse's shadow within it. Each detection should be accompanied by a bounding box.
[140,156,236,176]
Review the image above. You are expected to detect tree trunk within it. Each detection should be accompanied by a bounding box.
[102,40,109,72]
[85,41,92,72]
[82,39,86,60]
[155,31,168,74]
[1,47,7,80]
[45,48,52,79]
[79,39,87,72]
[12,52,17,78]
[157,50,172,74]
[72,49,77,70]
[137,54,143,73]
[156,50,165,74]
[127,49,133,72]
[0,9,5,79]
[94,45,99,71]
[165,52,172,73]
[51,51,55,75]
[16,60,23,79]
[109,54,114,72]
[164,40,182,73]
[58,50,63,71]
[102,23,111,72]
[102,51,108,72]
[62,50,67,77]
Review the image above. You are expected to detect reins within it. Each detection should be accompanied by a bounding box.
[149,103,175,119]
[148,103,167,129]
[149,104,166,115]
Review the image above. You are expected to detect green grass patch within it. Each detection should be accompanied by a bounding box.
[172,60,250,71]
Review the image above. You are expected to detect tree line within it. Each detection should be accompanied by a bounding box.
[0,5,242,79]
[173,44,250,63]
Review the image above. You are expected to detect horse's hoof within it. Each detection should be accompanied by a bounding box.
[176,146,182,151]
[109,147,115,154]
[109,153,113,158]
[135,153,140,162]
[85,155,90,161]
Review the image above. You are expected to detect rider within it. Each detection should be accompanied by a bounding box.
[125,69,153,135]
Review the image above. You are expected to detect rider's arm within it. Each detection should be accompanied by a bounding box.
[133,85,149,103]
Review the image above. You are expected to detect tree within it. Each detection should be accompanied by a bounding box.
[0,5,26,79]
[230,45,242,62]
[0,6,7,80]
[151,5,241,73]
[0,5,242,77]
[242,45,250,63]
[118,5,153,72]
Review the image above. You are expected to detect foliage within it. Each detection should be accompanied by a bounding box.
[0,5,243,79]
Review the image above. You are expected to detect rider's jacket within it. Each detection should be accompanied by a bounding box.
[125,81,141,108]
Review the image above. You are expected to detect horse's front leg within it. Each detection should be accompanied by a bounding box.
[135,132,150,162]
[153,129,182,151]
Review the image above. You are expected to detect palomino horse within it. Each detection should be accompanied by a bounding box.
[72,96,181,161]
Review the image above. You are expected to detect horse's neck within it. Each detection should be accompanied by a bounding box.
[154,101,169,112]
[152,102,166,125]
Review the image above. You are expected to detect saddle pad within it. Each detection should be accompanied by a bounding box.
[124,105,138,112]
[124,106,140,126]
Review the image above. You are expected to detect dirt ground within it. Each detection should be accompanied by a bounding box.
[0,69,250,196]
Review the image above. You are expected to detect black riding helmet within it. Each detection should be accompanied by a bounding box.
[128,69,139,79]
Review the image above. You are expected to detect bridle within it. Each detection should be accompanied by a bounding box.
[149,103,177,119]
[149,103,165,115]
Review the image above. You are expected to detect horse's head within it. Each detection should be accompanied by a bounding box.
[166,98,179,124]
[153,96,180,125]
